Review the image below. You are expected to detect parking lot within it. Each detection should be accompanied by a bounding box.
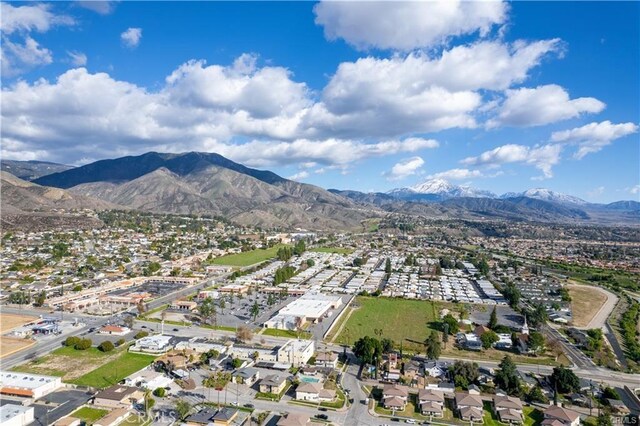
[215,292,300,329]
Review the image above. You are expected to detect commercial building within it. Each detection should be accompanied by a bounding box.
[0,405,34,426]
[0,371,63,399]
[129,334,173,354]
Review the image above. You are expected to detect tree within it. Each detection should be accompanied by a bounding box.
[199,297,217,326]
[380,338,394,354]
[449,361,479,390]
[231,358,243,369]
[442,314,459,335]
[236,326,253,342]
[34,291,47,307]
[425,330,442,360]
[550,366,580,394]
[442,323,450,347]
[293,240,306,256]
[75,338,92,350]
[64,336,81,347]
[123,315,134,329]
[385,258,392,274]
[203,371,232,389]
[250,302,260,322]
[306,259,315,268]
[136,300,146,315]
[494,356,520,395]
[601,387,620,400]
[219,298,226,314]
[480,330,499,349]
[134,331,149,339]
[527,385,549,404]
[502,282,521,307]
[98,341,115,352]
[528,331,545,355]
[175,399,191,420]
[353,336,383,366]
[488,306,498,330]
[115,338,126,347]
[153,387,166,397]
[596,413,613,426]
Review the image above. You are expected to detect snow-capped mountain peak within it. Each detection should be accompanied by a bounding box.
[501,188,587,205]
[387,178,496,199]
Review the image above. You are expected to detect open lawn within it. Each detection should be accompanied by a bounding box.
[334,297,439,350]
[0,313,38,332]
[70,406,108,423]
[69,351,156,388]
[523,407,544,426]
[211,244,290,267]
[311,247,354,255]
[261,328,311,339]
[568,283,609,328]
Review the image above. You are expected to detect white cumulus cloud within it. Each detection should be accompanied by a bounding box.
[121,27,142,48]
[0,2,74,76]
[385,156,425,181]
[314,0,508,51]
[550,120,639,159]
[461,143,563,179]
[427,168,484,181]
[487,84,605,128]
[288,171,309,181]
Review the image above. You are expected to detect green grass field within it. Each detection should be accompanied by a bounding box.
[211,244,290,267]
[311,247,354,255]
[334,297,439,350]
[69,351,156,388]
[70,407,108,423]
[262,328,312,339]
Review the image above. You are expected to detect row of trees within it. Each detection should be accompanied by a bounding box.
[620,298,640,362]
[274,266,296,285]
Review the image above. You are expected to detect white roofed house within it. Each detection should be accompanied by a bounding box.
[295,382,336,403]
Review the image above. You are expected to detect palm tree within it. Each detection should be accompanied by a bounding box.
[250,302,260,322]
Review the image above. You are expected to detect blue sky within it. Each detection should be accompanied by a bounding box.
[1,1,638,202]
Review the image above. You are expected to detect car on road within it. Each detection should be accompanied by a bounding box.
[173,328,179,331]
[315,414,328,420]
[230,402,238,406]
[318,407,328,412]
[243,403,254,409]
[405,420,416,424]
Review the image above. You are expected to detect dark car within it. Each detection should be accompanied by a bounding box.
[318,407,328,412]
[315,414,329,420]
[173,328,179,331]
[243,403,254,409]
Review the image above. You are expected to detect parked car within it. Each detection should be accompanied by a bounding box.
[315,414,328,420]
[405,420,416,424]
[173,328,179,331]
[318,407,328,412]
[243,403,254,409]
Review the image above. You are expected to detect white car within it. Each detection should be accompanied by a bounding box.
[405,420,416,424]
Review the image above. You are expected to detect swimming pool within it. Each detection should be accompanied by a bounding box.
[299,375,320,383]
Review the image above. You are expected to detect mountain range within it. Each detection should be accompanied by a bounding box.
[2,152,638,229]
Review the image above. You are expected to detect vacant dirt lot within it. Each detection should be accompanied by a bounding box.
[13,347,121,380]
[568,283,614,328]
[0,336,35,358]
[0,313,38,332]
